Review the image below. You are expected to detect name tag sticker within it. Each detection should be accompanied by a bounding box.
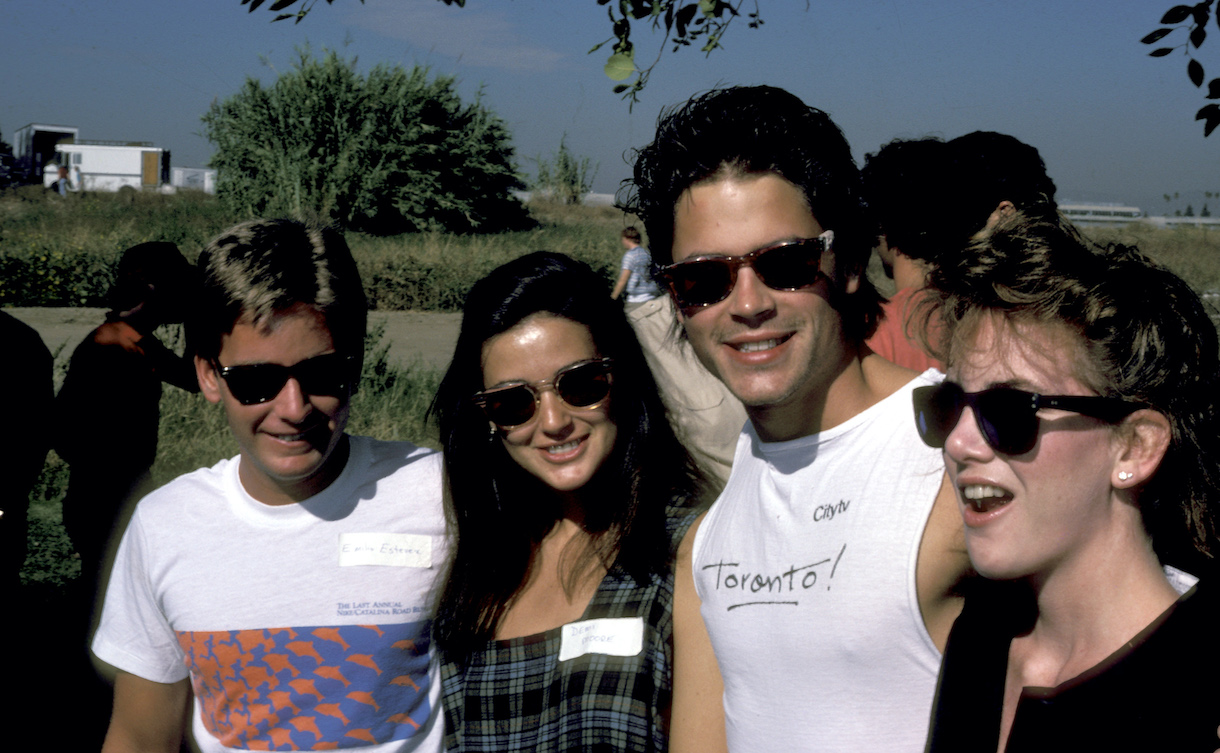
[558,617,644,662]
[338,533,432,568]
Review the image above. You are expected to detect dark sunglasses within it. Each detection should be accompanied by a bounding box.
[473,358,613,429]
[214,353,357,406]
[657,230,834,309]
[912,381,1142,456]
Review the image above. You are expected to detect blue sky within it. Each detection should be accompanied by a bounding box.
[3,0,1216,215]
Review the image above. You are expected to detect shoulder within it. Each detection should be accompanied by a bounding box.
[860,351,934,402]
[125,456,238,534]
[352,436,443,485]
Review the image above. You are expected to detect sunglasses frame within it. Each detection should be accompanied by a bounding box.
[214,353,358,406]
[913,381,1143,456]
[473,357,614,429]
[657,230,835,309]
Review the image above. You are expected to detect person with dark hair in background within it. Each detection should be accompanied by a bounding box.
[431,251,715,752]
[0,311,53,598]
[56,241,200,600]
[917,213,1220,751]
[92,219,448,753]
[861,137,963,372]
[623,85,971,752]
[947,130,1059,238]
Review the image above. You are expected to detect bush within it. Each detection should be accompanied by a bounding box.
[202,47,530,235]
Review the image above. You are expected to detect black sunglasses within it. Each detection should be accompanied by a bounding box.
[473,358,613,429]
[215,353,357,406]
[912,381,1142,456]
[657,231,834,309]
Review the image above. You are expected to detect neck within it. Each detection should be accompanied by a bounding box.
[748,341,913,442]
[1018,521,1178,677]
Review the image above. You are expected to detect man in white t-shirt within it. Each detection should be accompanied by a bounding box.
[92,219,447,753]
[623,86,972,752]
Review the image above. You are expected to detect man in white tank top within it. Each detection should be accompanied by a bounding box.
[623,86,973,752]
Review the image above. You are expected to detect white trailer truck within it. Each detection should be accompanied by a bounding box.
[44,142,169,192]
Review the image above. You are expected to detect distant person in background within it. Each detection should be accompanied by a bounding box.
[947,130,1059,237]
[610,226,663,308]
[0,311,54,600]
[55,164,71,196]
[862,137,966,372]
[55,241,200,601]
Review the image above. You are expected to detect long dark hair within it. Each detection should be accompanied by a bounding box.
[430,251,703,661]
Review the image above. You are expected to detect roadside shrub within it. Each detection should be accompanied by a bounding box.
[202,47,530,235]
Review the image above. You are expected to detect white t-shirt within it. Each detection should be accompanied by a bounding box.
[93,435,448,753]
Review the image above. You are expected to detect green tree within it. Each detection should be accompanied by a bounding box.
[532,136,598,205]
[241,0,769,105]
[201,47,528,234]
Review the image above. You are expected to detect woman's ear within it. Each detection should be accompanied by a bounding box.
[1112,409,1171,489]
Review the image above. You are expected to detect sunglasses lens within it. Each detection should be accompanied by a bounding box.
[294,354,354,398]
[222,364,289,405]
[975,389,1039,455]
[753,241,823,289]
[480,386,538,428]
[668,261,735,307]
[556,363,612,408]
[913,384,962,449]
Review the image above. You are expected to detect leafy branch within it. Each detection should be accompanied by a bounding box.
[239,0,775,104]
[1143,1,1220,136]
[589,1,769,107]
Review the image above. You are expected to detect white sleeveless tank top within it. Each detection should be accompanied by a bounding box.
[693,371,946,752]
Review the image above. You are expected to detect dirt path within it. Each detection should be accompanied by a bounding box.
[5,307,464,373]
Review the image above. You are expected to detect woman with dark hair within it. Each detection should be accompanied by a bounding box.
[431,251,714,752]
[914,214,1220,751]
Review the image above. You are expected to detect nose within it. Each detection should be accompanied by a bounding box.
[726,266,777,326]
[535,388,575,437]
[942,405,992,463]
[272,376,313,423]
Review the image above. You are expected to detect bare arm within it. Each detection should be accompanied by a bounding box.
[916,473,972,651]
[610,268,632,300]
[101,672,191,753]
[669,514,728,753]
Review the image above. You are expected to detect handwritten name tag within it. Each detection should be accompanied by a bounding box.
[558,617,644,662]
[338,533,432,568]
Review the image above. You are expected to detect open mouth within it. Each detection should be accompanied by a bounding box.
[961,484,1012,514]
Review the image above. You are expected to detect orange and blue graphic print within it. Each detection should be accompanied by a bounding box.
[176,622,431,750]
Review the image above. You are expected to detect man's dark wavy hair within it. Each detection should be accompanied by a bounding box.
[620,85,883,342]
[923,213,1220,574]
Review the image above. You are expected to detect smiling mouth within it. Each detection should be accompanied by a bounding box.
[730,334,792,353]
[962,484,1012,513]
[546,439,581,455]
